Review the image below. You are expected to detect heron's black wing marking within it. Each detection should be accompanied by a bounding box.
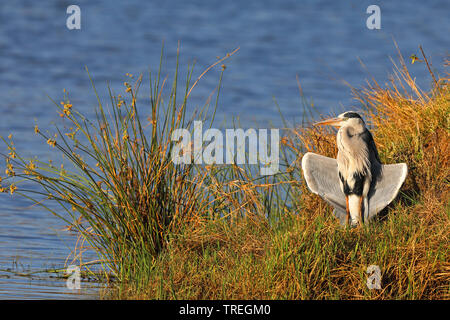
[351,171,365,196]
[339,171,365,196]
[360,129,381,163]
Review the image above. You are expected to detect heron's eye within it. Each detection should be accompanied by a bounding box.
[342,117,348,121]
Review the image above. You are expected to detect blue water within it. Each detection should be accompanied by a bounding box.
[0,0,448,299]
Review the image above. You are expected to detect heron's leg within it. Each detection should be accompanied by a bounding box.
[358,196,364,226]
[345,196,350,226]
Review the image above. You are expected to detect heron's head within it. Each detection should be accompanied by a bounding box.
[314,111,365,128]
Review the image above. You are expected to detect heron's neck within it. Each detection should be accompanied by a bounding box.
[336,125,371,175]
[342,122,365,136]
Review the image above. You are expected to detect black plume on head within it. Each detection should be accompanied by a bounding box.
[343,112,362,119]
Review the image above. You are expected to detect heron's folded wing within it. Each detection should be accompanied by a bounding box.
[301,152,346,213]
[368,163,408,218]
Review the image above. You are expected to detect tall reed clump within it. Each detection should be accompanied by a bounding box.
[0,47,239,283]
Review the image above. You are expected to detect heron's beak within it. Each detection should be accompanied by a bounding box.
[314,117,343,127]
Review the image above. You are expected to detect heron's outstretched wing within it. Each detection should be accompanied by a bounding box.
[301,152,347,212]
[301,152,407,224]
[367,163,408,218]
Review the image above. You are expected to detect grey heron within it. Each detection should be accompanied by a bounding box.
[301,111,407,226]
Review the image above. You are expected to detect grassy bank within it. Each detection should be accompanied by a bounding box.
[1,48,448,299]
